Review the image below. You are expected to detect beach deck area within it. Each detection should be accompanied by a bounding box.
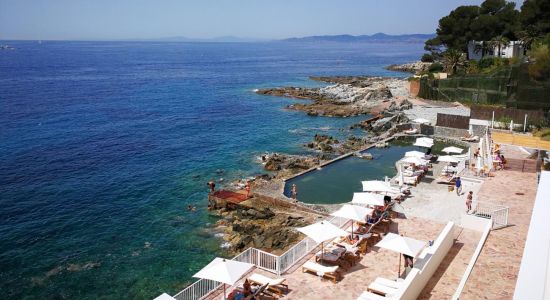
[397,161,484,224]
[459,169,538,299]
[267,216,479,300]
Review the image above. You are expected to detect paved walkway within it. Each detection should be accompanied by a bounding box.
[460,170,538,299]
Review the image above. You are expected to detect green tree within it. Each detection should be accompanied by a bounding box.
[425,0,520,59]
[528,34,550,80]
[517,27,542,50]
[426,5,479,53]
[520,0,550,37]
[477,0,520,40]
[443,49,467,74]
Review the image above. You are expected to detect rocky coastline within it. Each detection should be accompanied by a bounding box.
[256,76,407,117]
[385,61,430,73]
[211,75,417,254]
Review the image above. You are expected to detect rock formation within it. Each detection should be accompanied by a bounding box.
[256,76,405,117]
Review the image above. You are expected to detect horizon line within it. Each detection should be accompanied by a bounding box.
[0,32,435,43]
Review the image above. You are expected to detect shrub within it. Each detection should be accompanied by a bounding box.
[478,57,496,69]
[466,60,480,74]
[428,62,444,73]
[421,53,434,62]
[528,43,550,81]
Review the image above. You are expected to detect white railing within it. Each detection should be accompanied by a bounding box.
[173,278,221,300]
[278,236,316,275]
[171,215,350,300]
[233,248,279,273]
[472,201,509,229]
[277,215,349,275]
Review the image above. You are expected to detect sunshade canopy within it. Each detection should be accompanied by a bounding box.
[401,156,428,165]
[405,151,425,158]
[375,233,426,258]
[438,155,460,163]
[351,192,385,206]
[414,137,434,148]
[331,204,374,222]
[296,221,348,244]
[361,180,396,193]
[442,146,463,154]
[193,257,254,285]
[412,118,430,124]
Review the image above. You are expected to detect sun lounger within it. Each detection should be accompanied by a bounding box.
[357,291,388,300]
[403,128,418,135]
[367,282,399,296]
[248,273,288,297]
[302,261,341,283]
[374,277,402,289]
[460,135,479,142]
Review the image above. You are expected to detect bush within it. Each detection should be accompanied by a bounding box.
[421,53,434,62]
[466,60,480,74]
[428,62,444,73]
[528,44,550,81]
[478,57,496,69]
[533,128,550,140]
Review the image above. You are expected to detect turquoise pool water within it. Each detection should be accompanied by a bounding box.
[284,138,466,204]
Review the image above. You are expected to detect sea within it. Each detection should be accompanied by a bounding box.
[0,40,424,299]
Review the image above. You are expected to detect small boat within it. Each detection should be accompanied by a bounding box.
[375,142,389,148]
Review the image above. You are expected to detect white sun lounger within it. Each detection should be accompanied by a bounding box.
[302,261,340,283]
[248,273,288,296]
[357,291,389,300]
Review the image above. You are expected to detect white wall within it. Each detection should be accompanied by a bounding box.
[396,222,456,300]
[467,40,524,61]
[514,171,550,300]
[460,213,493,232]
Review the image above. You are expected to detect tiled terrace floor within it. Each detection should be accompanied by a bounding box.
[460,170,538,299]
[278,216,480,300]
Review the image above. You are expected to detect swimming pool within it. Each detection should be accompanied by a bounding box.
[284,137,465,204]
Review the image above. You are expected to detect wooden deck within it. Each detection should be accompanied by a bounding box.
[492,131,550,150]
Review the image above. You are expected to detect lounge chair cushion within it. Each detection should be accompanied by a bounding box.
[249,273,285,286]
[303,261,338,276]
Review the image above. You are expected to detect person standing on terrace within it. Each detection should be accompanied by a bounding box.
[455,177,462,195]
[466,191,473,213]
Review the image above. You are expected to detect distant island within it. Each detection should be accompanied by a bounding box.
[282,33,435,43]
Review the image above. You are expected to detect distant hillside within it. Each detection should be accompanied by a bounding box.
[282,33,435,43]
[132,36,269,43]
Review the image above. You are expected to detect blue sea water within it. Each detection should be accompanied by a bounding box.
[0,41,424,299]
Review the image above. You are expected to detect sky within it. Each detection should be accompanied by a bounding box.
[0,0,523,41]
